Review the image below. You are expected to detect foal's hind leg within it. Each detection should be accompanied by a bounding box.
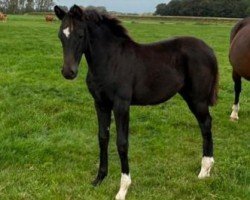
[181,93,214,178]
[113,98,131,200]
[195,104,214,179]
[230,71,241,121]
[192,102,214,178]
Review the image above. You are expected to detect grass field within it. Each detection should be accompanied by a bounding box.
[0,15,249,200]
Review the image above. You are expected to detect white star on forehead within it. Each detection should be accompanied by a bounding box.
[63,27,70,38]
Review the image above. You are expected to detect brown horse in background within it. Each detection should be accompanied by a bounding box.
[45,15,54,22]
[0,12,7,22]
[229,17,250,120]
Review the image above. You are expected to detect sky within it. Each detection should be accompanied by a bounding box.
[55,0,170,13]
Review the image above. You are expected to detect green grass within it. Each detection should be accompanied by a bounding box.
[0,15,249,200]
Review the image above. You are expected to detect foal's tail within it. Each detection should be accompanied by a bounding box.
[209,73,218,106]
[208,54,219,106]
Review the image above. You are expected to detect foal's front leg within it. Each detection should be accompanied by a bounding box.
[92,102,111,186]
[113,99,131,200]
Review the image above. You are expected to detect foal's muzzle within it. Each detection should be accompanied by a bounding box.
[61,66,78,80]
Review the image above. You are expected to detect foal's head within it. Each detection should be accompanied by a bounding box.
[54,5,87,80]
[55,5,132,80]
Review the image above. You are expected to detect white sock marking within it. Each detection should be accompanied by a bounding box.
[198,157,214,179]
[63,27,70,38]
[230,103,239,120]
[115,173,131,200]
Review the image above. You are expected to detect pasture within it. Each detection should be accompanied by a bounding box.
[0,15,249,199]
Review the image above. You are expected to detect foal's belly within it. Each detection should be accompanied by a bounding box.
[131,77,184,105]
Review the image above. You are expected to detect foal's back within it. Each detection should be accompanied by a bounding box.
[230,18,250,80]
[131,36,217,105]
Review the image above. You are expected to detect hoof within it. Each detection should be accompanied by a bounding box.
[198,157,214,179]
[198,169,211,179]
[230,104,239,121]
[115,174,131,200]
[230,116,239,121]
[91,173,107,186]
[116,193,126,200]
[91,178,102,187]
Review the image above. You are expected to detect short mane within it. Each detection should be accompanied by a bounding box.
[69,7,133,41]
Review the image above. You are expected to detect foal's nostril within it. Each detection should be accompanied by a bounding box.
[61,66,77,79]
[70,70,75,76]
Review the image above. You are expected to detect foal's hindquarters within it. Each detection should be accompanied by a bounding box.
[229,20,250,121]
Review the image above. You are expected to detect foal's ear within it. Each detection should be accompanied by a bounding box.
[70,5,83,19]
[54,6,66,20]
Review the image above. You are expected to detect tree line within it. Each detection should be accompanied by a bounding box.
[0,0,55,13]
[0,1,109,14]
[155,0,250,18]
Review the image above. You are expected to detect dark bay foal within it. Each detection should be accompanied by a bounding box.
[55,5,218,200]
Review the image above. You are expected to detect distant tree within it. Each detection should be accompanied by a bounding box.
[8,0,19,13]
[243,0,250,16]
[155,3,167,16]
[246,8,250,16]
[155,0,250,18]
[0,0,56,13]
[0,1,7,12]
[243,0,250,7]
[19,0,26,11]
[166,0,182,16]
[26,0,35,12]
[35,0,54,12]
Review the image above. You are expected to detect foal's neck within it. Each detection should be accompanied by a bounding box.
[84,24,134,76]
